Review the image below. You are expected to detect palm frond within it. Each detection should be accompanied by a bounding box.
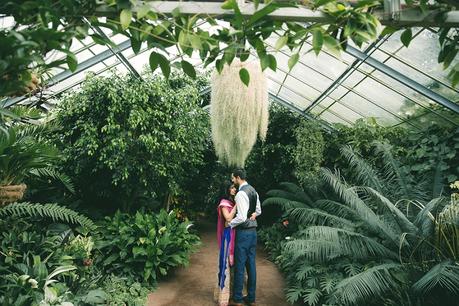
[0,202,96,230]
[412,261,459,295]
[314,199,361,221]
[334,263,404,305]
[29,168,75,193]
[320,168,399,245]
[262,197,308,211]
[414,197,448,238]
[356,186,417,234]
[340,145,385,193]
[279,181,316,203]
[373,141,424,201]
[286,226,398,262]
[289,207,355,229]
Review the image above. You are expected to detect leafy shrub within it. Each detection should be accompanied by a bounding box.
[53,72,209,211]
[101,275,150,306]
[95,209,200,284]
[293,120,325,186]
[0,215,102,305]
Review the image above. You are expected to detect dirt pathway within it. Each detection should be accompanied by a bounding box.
[147,222,289,306]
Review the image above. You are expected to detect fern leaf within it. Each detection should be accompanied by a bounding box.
[356,186,416,235]
[289,207,355,229]
[0,202,96,230]
[412,261,459,295]
[320,168,399,245]
[334,263,404,305]
[340,145,385,193]
[30,168,75,194]
[288,226,398,262]
[262,197,308,211]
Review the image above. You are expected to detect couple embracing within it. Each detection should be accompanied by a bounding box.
[214,168,261,306]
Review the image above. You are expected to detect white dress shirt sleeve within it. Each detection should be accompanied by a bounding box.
[255,193,262,216]
[229,191,249,228]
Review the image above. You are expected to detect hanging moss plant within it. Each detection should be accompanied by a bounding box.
[210,59,268,167]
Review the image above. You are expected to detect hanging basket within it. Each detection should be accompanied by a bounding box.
[0,184,27,206]
[210,59,268,167]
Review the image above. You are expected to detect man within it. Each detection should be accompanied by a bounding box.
[229,168,261,306]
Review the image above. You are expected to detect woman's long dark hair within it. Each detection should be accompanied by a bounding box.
[218,180,235,204]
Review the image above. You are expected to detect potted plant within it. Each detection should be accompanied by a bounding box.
[0,125,58,205]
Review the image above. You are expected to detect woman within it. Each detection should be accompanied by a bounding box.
[214,181,237,306]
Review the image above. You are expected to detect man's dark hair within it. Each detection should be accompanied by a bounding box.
[232,168,247,180]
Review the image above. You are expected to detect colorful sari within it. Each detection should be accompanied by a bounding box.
[213,199,236,306]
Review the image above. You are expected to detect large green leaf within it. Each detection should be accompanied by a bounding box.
[181,60,196,78]
[239,68,250,86]
[120,9,132,30]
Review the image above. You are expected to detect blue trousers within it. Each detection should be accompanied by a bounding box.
[233,229,257,303]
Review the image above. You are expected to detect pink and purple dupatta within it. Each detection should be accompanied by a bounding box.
[217,199,236,266]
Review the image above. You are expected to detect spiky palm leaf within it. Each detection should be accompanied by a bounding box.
[278,182,315,203]
[314,199,362,221]
[0,126,58,185]
[262,197,309,211]
[356,186,417,234]
[286,226,398,262]
[320,168,399,245]
[414,197,447,238]
[340,145,386,193]
[0,202,95,230]
[412,261,459,295]
[373,141,424,201]
[289,207,355,229]
[334,263,405,305]
[29,168,75,193]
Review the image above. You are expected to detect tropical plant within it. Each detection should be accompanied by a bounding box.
[0,202,95,230]
[263,144,459,305]
[95,209,200,285]
[0,125,58,186]
[53,72,209,211]
[210,59,268,167]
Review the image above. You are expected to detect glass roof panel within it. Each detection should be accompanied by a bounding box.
[277,86,312,109]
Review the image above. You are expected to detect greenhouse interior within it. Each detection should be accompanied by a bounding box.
[0,0,458,305]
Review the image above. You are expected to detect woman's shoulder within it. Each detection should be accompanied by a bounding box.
[219,198,233,206]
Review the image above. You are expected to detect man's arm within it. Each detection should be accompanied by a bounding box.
[229,192,249,228]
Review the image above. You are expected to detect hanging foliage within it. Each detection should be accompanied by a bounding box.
[210,59,268,167]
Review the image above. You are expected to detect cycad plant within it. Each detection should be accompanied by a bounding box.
[264,143,459,306]
[0,125,58,186]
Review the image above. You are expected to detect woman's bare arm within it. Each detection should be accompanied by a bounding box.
[222,206,237,222]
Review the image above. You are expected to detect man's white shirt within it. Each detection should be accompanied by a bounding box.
[229,182,262,228]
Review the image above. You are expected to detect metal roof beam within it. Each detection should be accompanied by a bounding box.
[344,45,459,114]
[2,39,132,108]
[94,1,459,27]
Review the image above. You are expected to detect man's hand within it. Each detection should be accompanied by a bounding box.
[249,213,257,220]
